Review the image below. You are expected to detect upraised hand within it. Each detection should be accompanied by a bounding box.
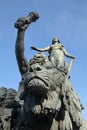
[14,12,39,31]
[14,17,29,30]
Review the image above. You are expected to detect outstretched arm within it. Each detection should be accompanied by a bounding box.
[15,12,39,75]
[62,47,75,59]
[31,46,50,52]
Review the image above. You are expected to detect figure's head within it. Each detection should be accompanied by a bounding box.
[52,38,60,44]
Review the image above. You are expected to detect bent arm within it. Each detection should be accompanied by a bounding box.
[15,30,29,75]
[62,47,75,59]
[31,46,50,52]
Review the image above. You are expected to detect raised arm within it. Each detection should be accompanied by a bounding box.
[62,47,75,59]
[15,30,29,75]
[15,12,39,75]
[31,46,50,52]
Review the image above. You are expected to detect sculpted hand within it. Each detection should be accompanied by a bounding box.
[30,46,37,50]
[14,17,29,31]
[14,12,39,31]
[71,56,75,59]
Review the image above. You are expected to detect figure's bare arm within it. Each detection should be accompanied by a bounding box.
[15,12,39,75]
[15,30,29,75]
[31,46,50,52]
[62,47,75,59]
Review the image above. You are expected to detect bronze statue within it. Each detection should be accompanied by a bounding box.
[0,11,87,130]
[13,11,87,130]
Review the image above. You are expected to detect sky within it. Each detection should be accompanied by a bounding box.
[0,0,87,120]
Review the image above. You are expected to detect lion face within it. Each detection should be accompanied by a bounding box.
[24,63,50,96]
[23,61,65,97]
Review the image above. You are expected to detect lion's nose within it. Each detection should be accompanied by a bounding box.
[29,64,42,72]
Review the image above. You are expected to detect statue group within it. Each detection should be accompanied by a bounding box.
[0,12,87,130]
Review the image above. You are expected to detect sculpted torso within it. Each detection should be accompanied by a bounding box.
[49,43,64,67]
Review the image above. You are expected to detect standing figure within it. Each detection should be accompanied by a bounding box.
[31,38,75,68]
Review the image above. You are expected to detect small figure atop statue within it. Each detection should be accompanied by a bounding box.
[31,37,75,68]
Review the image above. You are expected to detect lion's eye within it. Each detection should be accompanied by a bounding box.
[36,67,42,71]
[29,67,33,72]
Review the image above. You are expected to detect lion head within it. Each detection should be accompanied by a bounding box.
[16,53,85,130]
[19,53,66,116]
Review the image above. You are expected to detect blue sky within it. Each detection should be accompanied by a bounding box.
[0,0,87,120]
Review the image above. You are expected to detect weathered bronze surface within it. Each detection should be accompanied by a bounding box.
[0,12,87,130]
